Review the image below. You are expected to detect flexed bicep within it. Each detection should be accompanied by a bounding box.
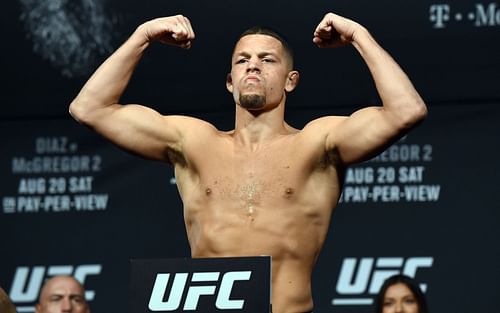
[68,15,199,163]
[313,12,427,165]
[326,107,408,165]
[77,103,188,162]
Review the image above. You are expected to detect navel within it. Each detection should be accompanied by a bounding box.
[205,188,212,196]
[284,187,294,198]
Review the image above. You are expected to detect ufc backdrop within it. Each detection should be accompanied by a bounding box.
[0,0,499,312]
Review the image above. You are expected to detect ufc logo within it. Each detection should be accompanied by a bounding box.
[149,271,252,311]
[9,264,102,303]
[336,257,433,295]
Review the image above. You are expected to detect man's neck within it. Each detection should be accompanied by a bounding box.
[233,103,288,148]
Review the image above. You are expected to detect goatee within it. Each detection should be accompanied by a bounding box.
[239,94,266,110]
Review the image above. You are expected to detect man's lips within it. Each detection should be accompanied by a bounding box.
[244,75,260,82]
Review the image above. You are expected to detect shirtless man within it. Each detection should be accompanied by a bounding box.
[35,276,90,313]
[69,12,427,313]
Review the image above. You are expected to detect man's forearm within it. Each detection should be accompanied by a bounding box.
[69,26,150,121]
[351,28,427,124]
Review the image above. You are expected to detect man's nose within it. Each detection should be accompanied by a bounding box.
[61,297,72,312]
[246,58,260,73]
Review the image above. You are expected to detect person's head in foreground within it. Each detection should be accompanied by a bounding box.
[374,274,429,313]
[35,276,90,313]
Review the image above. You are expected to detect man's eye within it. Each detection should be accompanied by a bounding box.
[236,59,247,64]
[262,58,274,63]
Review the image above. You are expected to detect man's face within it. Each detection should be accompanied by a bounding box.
[35,277,90,313]
[227,34,297,111]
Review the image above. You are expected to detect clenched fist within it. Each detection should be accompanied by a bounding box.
[313,13,365,48]
[138,15,195,49]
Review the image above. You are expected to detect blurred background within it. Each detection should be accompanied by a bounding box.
[1,0,499,312]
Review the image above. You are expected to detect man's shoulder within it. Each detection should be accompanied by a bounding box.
[304,116,346,127]
[170,116,237,145]
[167,115,220,133]
[300,116,347,136]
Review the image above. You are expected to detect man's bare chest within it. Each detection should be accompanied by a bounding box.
[175,136,341,225]
[179,139,333,204]
[202,146,305,193]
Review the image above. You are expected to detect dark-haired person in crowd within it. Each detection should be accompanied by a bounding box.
[69,11,426,313]
[374,274,429,313]
[35,276,90,313]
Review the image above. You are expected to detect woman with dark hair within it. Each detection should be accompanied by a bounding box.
[374,274,429,313]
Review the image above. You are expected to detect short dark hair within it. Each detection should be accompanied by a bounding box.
[374,274,429,313]
[234,26,294,68]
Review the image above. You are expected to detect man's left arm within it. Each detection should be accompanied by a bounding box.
[313,13,428,165]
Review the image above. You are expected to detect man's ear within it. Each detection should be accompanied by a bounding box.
[226,73,233,93]
[285,71,299,92]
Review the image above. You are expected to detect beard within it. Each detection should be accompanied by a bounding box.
[239,94,266,110]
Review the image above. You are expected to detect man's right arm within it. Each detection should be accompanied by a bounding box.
[69,15,196,161]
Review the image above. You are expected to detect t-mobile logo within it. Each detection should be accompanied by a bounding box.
[430,4,451,28]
